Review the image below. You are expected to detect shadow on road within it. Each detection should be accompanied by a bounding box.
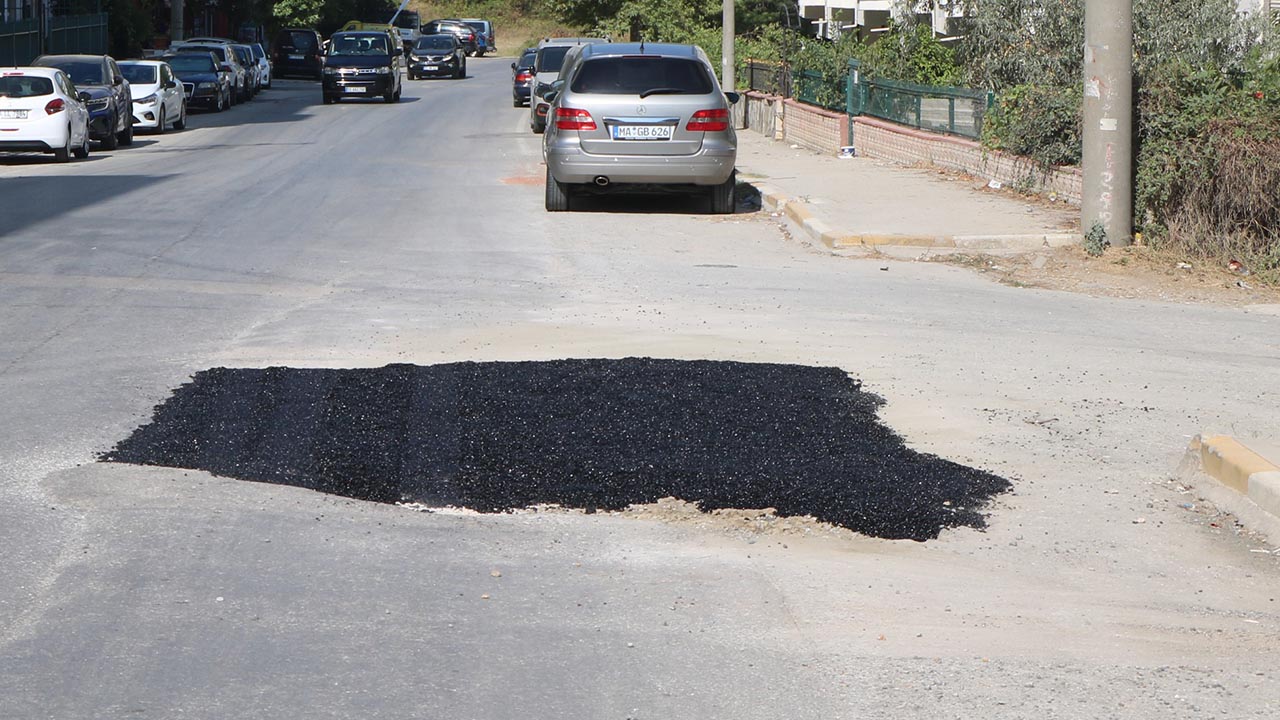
[0,174,173,238]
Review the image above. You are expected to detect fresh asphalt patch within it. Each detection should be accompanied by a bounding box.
[101,359,1010,540]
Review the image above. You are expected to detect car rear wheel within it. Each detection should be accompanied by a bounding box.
[545,167,572,212]
[72,130,89,159]
[708,171,736,214]
[53,131,71,163]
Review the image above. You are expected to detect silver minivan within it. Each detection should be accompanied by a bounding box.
[542,42,739,213]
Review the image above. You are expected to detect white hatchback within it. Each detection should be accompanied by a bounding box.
[0,67,91,162]
[119,60,186,133]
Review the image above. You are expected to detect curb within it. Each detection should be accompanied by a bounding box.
[754,183,1079,252]
[1189,434,1280,523]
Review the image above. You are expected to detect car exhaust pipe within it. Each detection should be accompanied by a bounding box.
[593,176,610,187]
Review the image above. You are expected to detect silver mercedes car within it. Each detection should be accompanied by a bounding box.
[542,42,740,213]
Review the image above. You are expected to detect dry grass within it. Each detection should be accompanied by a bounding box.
[412,1,582,57]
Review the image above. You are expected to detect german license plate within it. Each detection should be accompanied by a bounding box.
[0,110,27,119]
[344,86,366,93]
[289,54,304,60]
[612,124,672,140]
[425,66,438,71]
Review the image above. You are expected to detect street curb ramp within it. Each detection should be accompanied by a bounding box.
[1182,434,1280,542]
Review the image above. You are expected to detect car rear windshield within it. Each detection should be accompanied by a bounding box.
[0,75,54,97]
[251,44,265,59]
[38,60,102,85]
[279,32,317,51]
[168,55,217,73]
[518,51,535,68]
[571,57,714,96]
[330,34,389,56]
[535,46,572,73]
[232,47,252,63]
[463,21,484,34]
[415,36,455,51]
[119,65,157,84]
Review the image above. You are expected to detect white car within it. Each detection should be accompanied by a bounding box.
[0,67,91,162]
[119,60,186,133]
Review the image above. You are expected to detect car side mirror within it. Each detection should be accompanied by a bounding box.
[78,91,91,103]
[725,91,741,105]
[544,90,558,104]
[510,62,516,69]
[166,80,177,88]
[113,76,123,86]
[221,64,232,73]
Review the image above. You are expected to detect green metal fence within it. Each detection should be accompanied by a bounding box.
[0,18,40,67]
[795,69,845,112]
[846,60,992,140]
[0,13,107,66]
[49,14,108,57]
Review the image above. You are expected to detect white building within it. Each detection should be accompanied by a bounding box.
[797,1,966,41]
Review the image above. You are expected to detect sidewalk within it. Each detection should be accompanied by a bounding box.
[734,131,1080,253]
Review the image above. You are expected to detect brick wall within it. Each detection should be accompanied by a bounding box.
[852,116,1082,204]
[781,99,848,155]
[737,96,1082,205]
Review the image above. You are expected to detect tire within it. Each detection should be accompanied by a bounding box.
[72,130,89,159]
[532,117,545,134]
[394,86,401,101]
[708,171,736,214]
[155,106,166,135]
[384,88,395,103]
[323,94,336,104]
[119,115,134,146]
[513,97,522,107]
[53,131,71,163]
[545,167,571,212]
[100,109,119,150]
[173,102,186,130]
[215,89,226,112]
[408,71,416,81]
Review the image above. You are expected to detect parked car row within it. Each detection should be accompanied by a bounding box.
[2,38,276,163]
[523,40,741,215]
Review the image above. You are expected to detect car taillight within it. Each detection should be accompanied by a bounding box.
[686,108,729,132]
[45,98,65,115]
[516,72,532,82]
[555,106,596,131]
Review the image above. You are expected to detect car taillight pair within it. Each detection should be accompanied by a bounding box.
[45,98,65,115]
[686,108,728,132]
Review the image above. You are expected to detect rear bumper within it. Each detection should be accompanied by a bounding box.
[0,138,60,152]
[547,145,736,186]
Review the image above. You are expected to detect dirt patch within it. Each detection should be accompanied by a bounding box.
[931,244,1280,306]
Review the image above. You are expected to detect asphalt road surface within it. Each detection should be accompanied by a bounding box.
[2,59,1279,719]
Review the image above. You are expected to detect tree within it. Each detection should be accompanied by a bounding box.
[273,0,326,28]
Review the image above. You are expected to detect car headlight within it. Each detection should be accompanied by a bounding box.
[409,54,420,61]
[133,93,157,105]
[376,66,391,74]
[197,82,216,89]
[323,67,339,75]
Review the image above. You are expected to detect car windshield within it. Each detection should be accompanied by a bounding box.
[39,59,102,85]
[415,36,455,51]
[536,46,572,73]
[329,35,389,56]
[571,57,714,95]
[0,75,54,97]
[518,51,535,69]
[119,64,157,84]
[168,55,217,73]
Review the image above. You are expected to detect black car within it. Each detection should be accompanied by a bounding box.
[178,44,249,103]
[322,31,403,104]
[407,34,465,80]
[273,28,324,80]
[164,52,233,112]
[510,47,535,106]
[31,54,132,149]
[421,20,478,57]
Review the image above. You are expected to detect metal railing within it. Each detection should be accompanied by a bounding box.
[0,13,106,66]
[745,59,791,98]
[848,61,992,139]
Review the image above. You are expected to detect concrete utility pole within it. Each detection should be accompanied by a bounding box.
[170,0,184,43]
[722,0,735,89]
[1081,0,1133,246]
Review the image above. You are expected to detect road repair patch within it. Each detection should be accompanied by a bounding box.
[101,359,1010,540]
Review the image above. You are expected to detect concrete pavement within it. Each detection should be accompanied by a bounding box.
[735,131,1080,252]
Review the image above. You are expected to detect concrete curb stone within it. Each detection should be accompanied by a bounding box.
[1189,434,1280,527]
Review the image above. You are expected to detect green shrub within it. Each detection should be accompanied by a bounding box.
[981,83,1082,167]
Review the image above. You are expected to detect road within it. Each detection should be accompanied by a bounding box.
[2,58,1279,718]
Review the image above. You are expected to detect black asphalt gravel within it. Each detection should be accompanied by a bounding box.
[102,359,1010,540]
